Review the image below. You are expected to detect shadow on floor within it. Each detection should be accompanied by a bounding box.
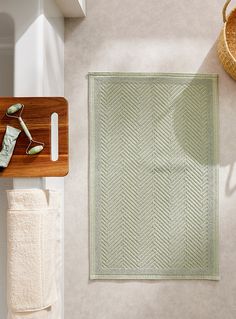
[198,39,236,196]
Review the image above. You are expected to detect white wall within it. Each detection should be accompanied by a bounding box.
[0,1,65,318]
[0,12,15,317]
[0,13,14,96]
[55,0,86,17]
[42,0,64,96]
[0,0,64,96]
[0,52,14,96]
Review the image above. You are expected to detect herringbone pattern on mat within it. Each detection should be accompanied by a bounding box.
[89,73,219,280]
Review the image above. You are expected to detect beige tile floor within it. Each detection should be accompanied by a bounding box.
[65,0,236,318]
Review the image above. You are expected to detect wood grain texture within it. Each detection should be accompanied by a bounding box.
[0,97,69,177]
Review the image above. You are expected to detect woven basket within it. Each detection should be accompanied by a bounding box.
[217,0,236,80]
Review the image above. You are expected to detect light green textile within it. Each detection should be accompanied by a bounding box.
[89,73,219,280]
[0,125,21,168]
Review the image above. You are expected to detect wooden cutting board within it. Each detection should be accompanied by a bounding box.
[0,97,68,177]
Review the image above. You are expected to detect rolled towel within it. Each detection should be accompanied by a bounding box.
[7,189,60,314]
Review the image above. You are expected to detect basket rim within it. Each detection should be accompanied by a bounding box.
[223,7,236,63]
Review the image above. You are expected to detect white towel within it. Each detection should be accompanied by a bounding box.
[7,189,60,315]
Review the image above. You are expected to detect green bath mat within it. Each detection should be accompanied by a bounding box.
[89,73,219,280]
